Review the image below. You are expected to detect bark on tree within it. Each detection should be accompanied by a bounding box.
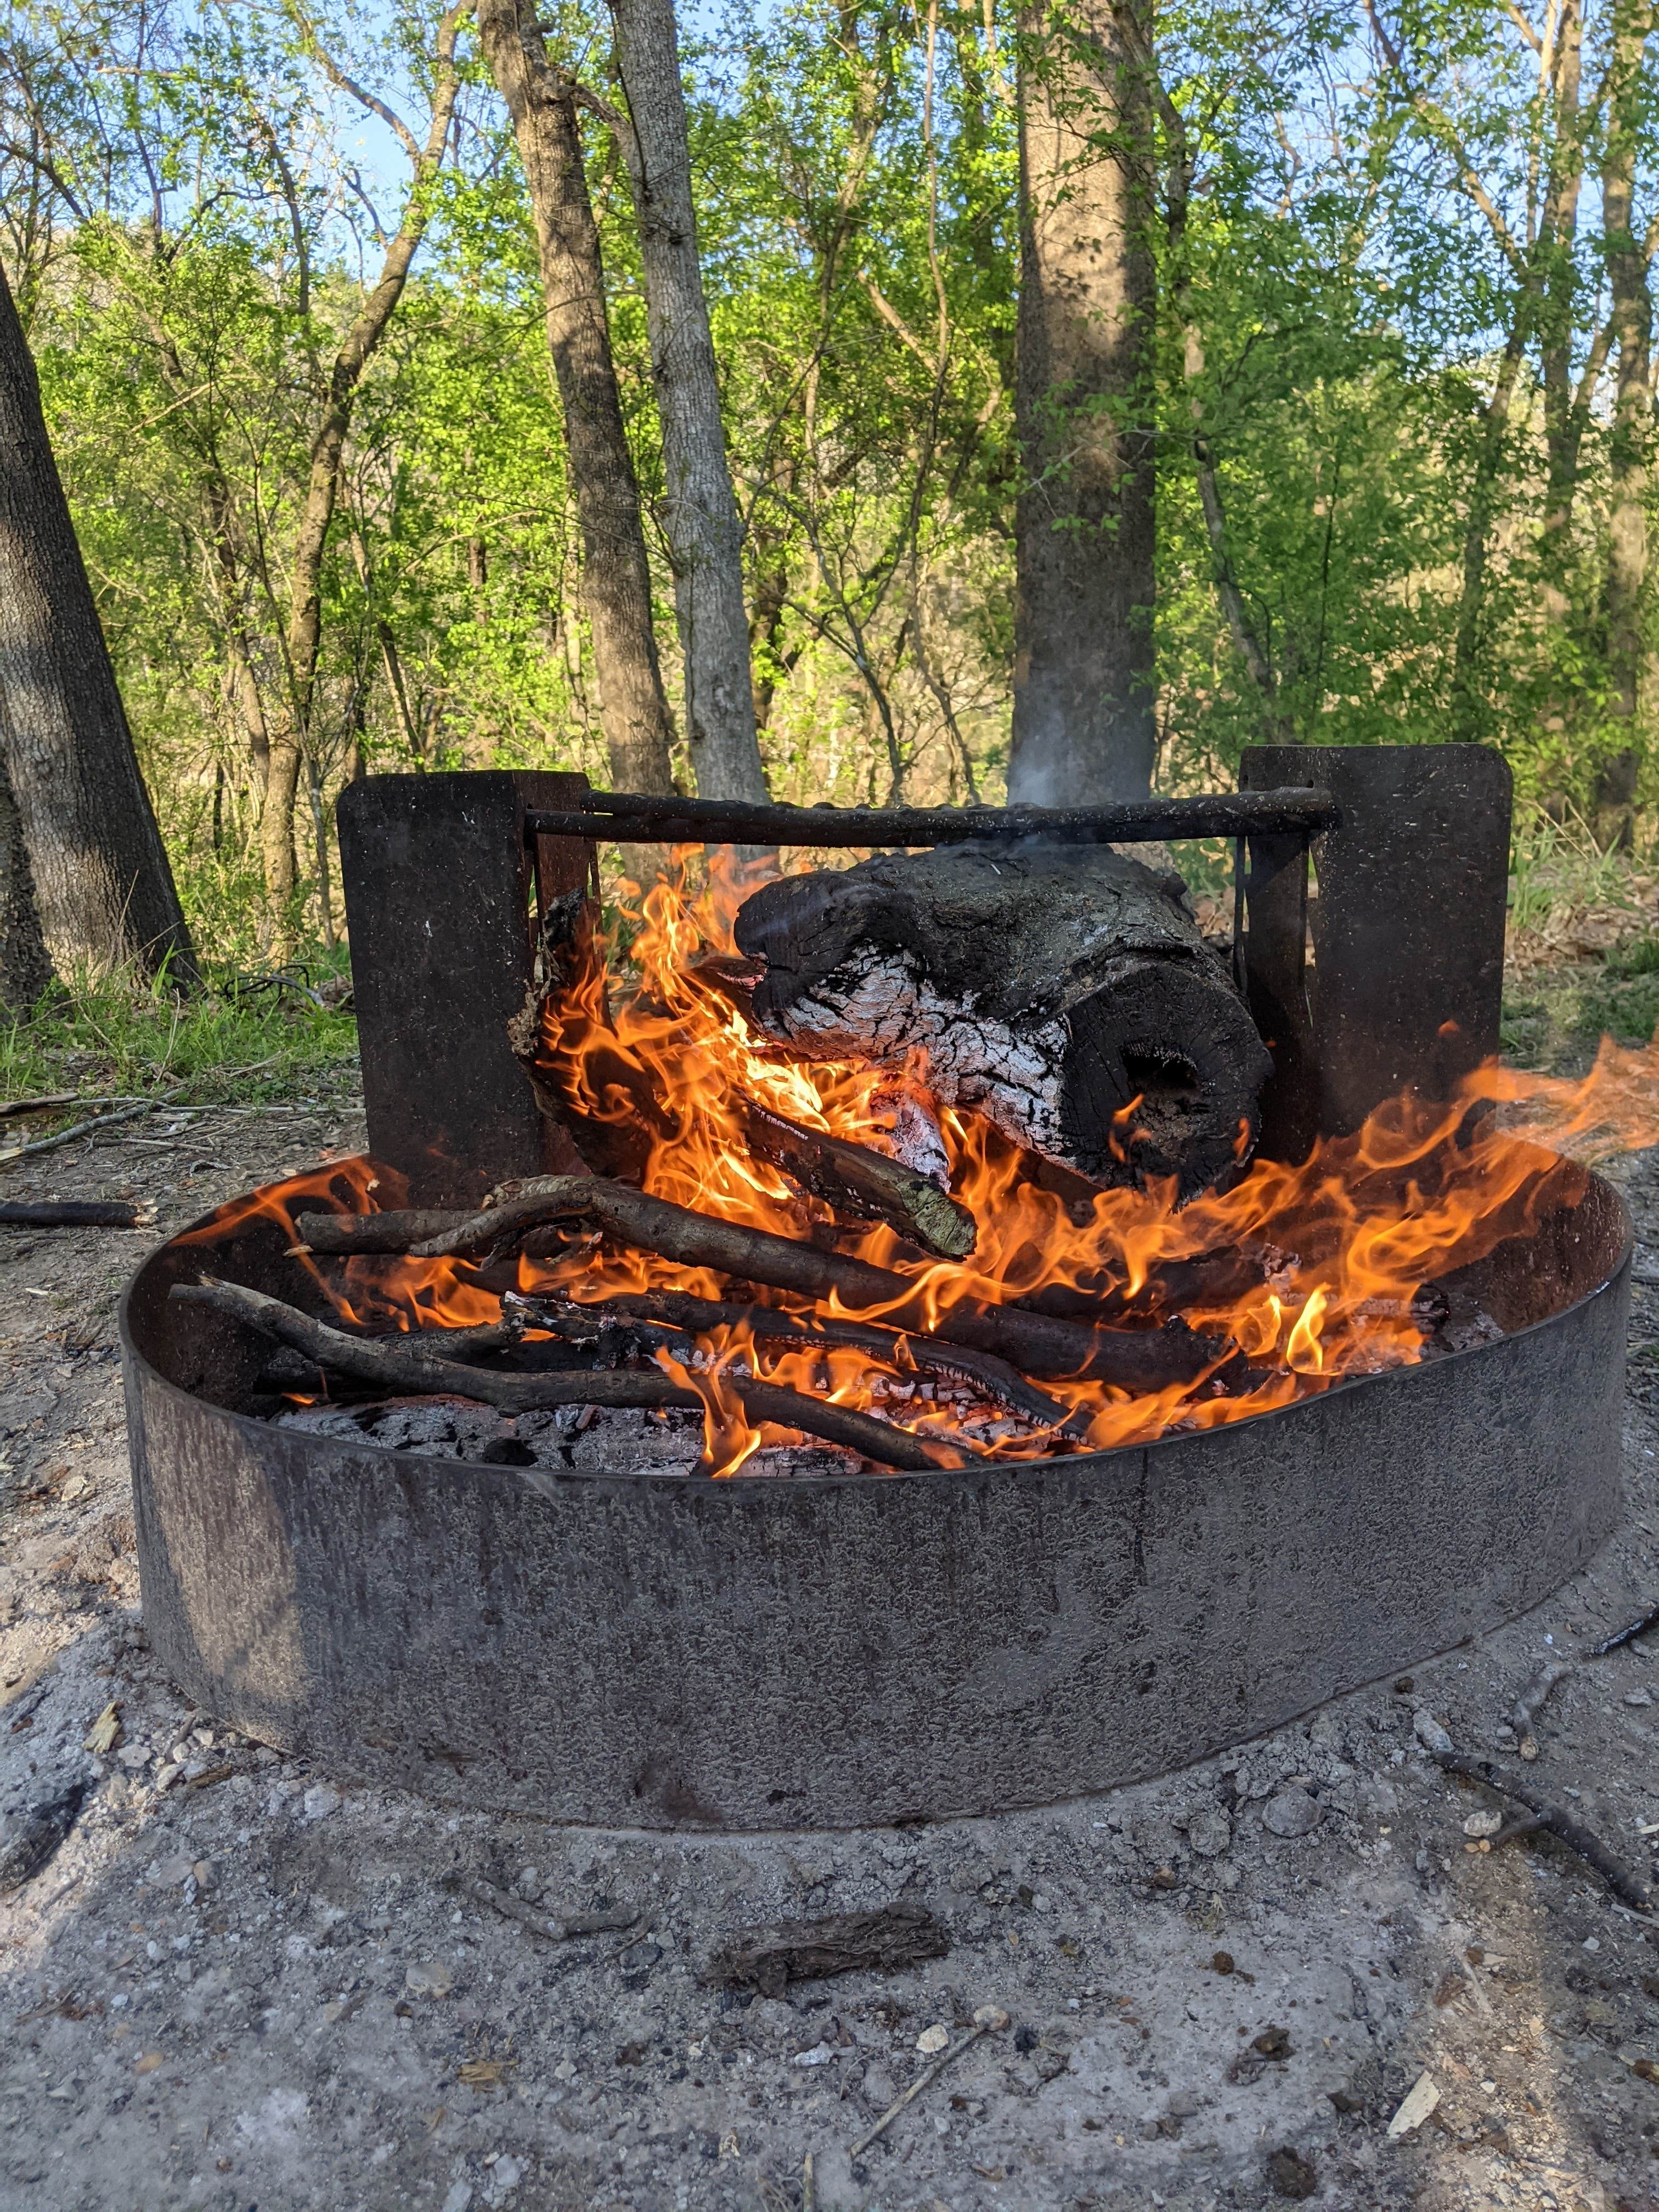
[0,724,50,1013]
[734,842,1271,1201]
[1593,0,1655,848]
[0,254,197,985]
[259,4,469,946]
[478,0,676,814]
[604,0,769,804]
[1010,0,1157,806]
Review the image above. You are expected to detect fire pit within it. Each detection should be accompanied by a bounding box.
[120,747,1637,1830]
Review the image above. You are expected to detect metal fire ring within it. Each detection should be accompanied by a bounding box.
[122,1169,1630,1832]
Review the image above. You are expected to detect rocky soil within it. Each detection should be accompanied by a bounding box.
[3,1090,1659,2212]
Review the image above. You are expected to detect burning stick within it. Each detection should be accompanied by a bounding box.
[731,1093,977,1260]
[291,1208,471,1255]
[526,1289,1091,1437]
[168,1279,983,1472]
[375,1177,1223,1391]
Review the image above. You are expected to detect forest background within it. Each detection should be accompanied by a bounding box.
[3,0,1658,990]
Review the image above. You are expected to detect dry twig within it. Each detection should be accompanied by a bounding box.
[452,1874,636,1943]
[849,2006,1010,2159]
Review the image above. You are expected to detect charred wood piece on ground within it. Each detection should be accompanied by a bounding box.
[377,1174,1222,1391]
[733,842,1272,1201]
[706,1903,950,1996]
[0,1198,144,1228]
[169,1278,981,1472]
[512,1287,1090,1437]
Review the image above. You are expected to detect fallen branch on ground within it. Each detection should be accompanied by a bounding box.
[1589,1603,1659,1657]
[450,1874,636,1943]
[1510,1659,1573,1758]
[171,1278,981,1471]
[1415,1708,1652,1911]
[705,1904,950,1997]
[848,2005,1011,2159]
[0,1089,183,1167]
[0,1199,146,1229]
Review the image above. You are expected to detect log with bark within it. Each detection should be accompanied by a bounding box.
[297,1175,1224,1390]
[732,840,1273,1201]
[170,1278,983,1472]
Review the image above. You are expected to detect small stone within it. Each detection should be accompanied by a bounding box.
[116,1745,150,1771]
[916,2023,950,2056]
[151,1763,181,1793]
[1624,1689,1652,1707]
[191,1860,215,1889]
[1166,2089,1203,2119]
[515,1866,541,1901]
[1463,1809,1503,1838]
[717,2130,738,2160]
[1267,2145,1317,2200]
[302,1784,340,1822]
[1187,1807,1232,1858]
[971,2005,1009,2031]
[1519,1735,1540,1762]
[151,1853,195,1887]
[1252,2025,1292,2060]
[253,1746,279,1766]
[1261,1787,1321,1839]
[404,1961,453,1999]
[1212,1950,1235,1975]
[1137,2116,1162,2142]
[441,2186,472,2212]
[793,2042,836,2067]
[59,1472,90,1503]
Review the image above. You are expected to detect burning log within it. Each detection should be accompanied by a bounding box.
[336,1175,1222,1390]
[514,1288,1090,1437]
[732,840,1273,1200]
[169,1278,983,1472]
[292,1207,471,1255]
[732,1092,976,1260]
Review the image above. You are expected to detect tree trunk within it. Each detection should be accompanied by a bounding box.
[0,255,197,985]
[0,723,50,1014]
[1594,0,1655,848]
[478,0,676,810]
[259,8,468,947]
[733,842,1270,1201]
[1449,318,1529,740]
[1536,0,1587,608]
[607,0,768,805]
[1010,0,1157,805]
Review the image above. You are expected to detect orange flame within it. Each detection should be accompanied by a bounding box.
[185,864,1659,1475]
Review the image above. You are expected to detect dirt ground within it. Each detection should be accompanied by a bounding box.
[4,1085,1659,2212]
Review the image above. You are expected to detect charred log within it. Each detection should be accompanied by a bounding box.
[170,1277,979,1472]
[733,841,1272,1201]
[732,1093,975,1260]
[398,1173,1223,1391]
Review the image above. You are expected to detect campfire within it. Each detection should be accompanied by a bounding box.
[120,753,1650,1830]
[170,856,1659,1481]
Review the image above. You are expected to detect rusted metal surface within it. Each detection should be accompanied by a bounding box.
[1242,745,1513,1154]
[122,1170,1628,1832]
[336,771,593,1207]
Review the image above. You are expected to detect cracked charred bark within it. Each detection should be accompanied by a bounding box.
[735,842,1270,1200]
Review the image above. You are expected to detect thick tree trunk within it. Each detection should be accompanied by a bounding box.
[1449,318,1528,740]
[0,725,50,1013]
[733,843,1271,1201]
[607,0,768,804]
[1594,0,1655,849]
[1011,0,1157,806]
[0,256,196,985]
[478,0,676,810]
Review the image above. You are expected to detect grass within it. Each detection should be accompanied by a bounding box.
[0,953,359,1111]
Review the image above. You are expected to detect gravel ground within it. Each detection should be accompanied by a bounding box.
[3,1092,1659,2212]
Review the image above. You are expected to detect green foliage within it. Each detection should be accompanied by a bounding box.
[2,0,1658,986]
[0,962,358,1107]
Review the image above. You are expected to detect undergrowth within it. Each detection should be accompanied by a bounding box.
[0,950,358,1109]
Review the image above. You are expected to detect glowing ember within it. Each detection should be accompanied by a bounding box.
[188,865,1659,1475]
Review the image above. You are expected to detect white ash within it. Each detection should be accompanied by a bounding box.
[869,1082,951,1187]
[772,946,1069,1160]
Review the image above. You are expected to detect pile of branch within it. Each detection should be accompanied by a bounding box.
[295,1174,1226,1393]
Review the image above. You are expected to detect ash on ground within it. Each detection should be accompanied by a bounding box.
[5,1090,1659,2212]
